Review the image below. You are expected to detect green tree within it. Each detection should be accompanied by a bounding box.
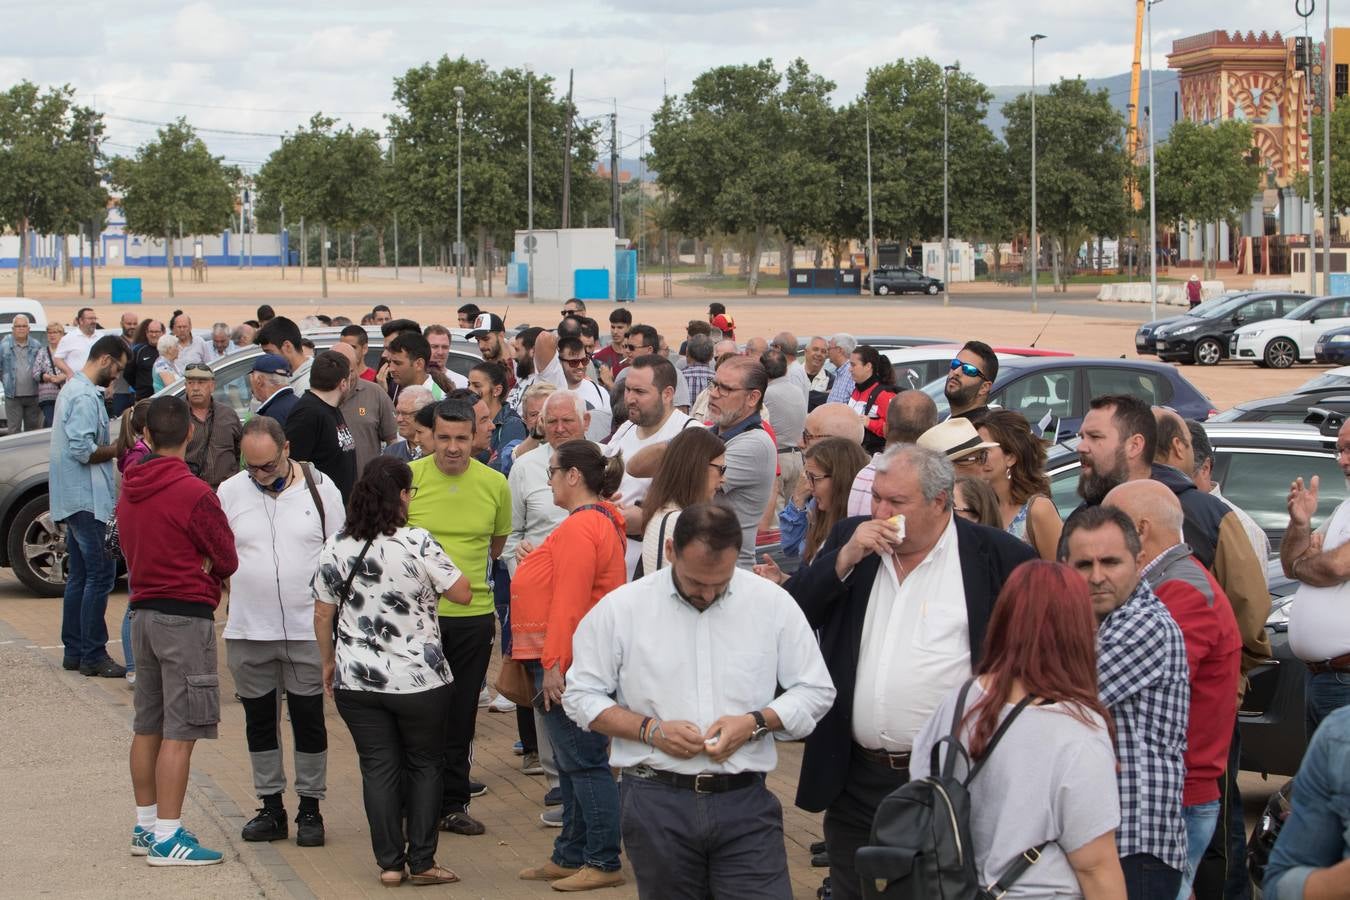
[1004,79,1130,290]
[109,119,237,298]
[1291,101,1350,220]
[0,82,106,296]
[1149,119,1262,279]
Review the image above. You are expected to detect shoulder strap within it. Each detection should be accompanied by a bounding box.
[335,538,376,628]
[966,693,1039,784]
[655,509,676,569]
[861,382,886,416]
[980,842,1051,900]
[300,462,327,538]
[572,503,626,544]
[932,679,977,780]
[1024,498,1038,553]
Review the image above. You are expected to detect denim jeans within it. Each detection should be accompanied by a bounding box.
[1306,670,1350,737]
[1264,706,1350,899]
[60,511,114,666]
[1122,853,1182,900]
[528,660,621,872]
[1178,800,1220,899]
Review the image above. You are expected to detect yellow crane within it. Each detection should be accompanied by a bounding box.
[1126,0,1146,162]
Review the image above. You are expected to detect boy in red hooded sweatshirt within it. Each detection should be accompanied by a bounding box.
[118,395,238,866]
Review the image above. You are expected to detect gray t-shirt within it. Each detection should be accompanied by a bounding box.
[763,377,806,448]
[910,680,1120,898]
[717,425,777,568]
[12,341,37,396]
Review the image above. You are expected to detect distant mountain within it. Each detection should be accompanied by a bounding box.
[984,69,1178,144]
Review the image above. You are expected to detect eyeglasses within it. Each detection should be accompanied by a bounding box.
[407,486,419,499]
[624,343,647,353]
[561,357,589,368]
[546,465,567,479]
[709,381,747,395]
[709,462,727,476]
[805,471,830,486]
[953,449,990,467]
[245,453,285,475]
[950,359,988,380]
[954,506,975,515]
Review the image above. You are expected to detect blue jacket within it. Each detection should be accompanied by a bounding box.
[1264,705,1350,899]
[0,334,39,398]
[49,373,116,523]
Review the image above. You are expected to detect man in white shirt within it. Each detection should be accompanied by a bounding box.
[771,332,812,399]
[801,335,834,395]
[203,323,232,363]
[54,306,100,378]
[605,355,700,574]
[171,313,209,369]
[218,416,345,848]
[760,348,807,519]
[505,391,591,576]
[564,503,834,898]
[773,444,1035,900]
[423,324,469,389]
[1283,417,1350,731]
[554,335,611,442]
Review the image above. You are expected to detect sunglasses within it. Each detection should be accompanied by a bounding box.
[950,359,987,380]
[624,343,647,353]
[561,357,589,368]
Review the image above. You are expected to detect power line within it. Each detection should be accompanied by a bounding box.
[102,113,286,139]
[95,92,387,117]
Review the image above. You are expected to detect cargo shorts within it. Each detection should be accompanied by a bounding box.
[130,608,220,741]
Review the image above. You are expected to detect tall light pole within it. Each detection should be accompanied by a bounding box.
[1322,5,1333,295]
[454,85,464,298]
[1030,34,1046,314]
[943,63,959,308]
[1146,1,1162,321]
[390,127,399,280]
[526,64,535,304]
[864,93,875,291]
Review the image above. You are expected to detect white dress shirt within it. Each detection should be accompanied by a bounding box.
[176,336,210,368]
[503,443,570,576]
[1290,497,1350,661]
[564,567,836,775]
[852,515,971,751]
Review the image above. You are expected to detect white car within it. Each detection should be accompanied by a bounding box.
[0,298,47,338]
[881,345,1023,391]
[1230,295,1350,368]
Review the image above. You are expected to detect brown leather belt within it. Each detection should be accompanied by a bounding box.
[1305,652,1350,675]
[853,743,912,771]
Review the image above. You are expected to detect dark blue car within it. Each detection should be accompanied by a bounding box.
[921,357,1216,440]
[1314,325,1350,364]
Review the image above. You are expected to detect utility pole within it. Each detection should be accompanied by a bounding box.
[562,70,574,228]
[418,226,423,283]
[299,217,306,282]
[1030,34,1047,314]
[638,125,646,296]
[391,131,399,280]
[454,85,465,298]
[943,64,958,308]
[1147,1,1161,321]
[279,203,286,279]
[1303,9,1317,295]
[527,64,535,305]
[610,111,620,232]
[88,117,97,300]
[865,94,875,288]
[1322,8,1333,295]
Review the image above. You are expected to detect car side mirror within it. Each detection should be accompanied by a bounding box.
[1232,313,1244,325]
[1310,316,1318,324]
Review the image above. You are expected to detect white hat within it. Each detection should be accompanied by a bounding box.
[1189,274,1199,281]
[917,418,1001,461]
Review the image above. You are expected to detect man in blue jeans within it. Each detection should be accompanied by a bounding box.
[50,334,129,677]
[1263,705,1350,897]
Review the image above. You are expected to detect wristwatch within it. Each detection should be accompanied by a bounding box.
[749,710,770,740]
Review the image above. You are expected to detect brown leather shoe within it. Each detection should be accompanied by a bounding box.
[550,866,626,892]
[519,860,581,881]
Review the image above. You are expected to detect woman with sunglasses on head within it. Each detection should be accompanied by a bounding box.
[845,345,898,454]
[969,409,1063,560]
[777,436,871,565]
[312,456,470,887]
[511,440,629,890]
[639,427,727,575]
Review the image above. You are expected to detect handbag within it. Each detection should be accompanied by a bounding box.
[495,657,535,708]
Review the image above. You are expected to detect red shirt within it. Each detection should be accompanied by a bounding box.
[593,344,627,378]
[1151,550,1242,806]
[359,366,376,382]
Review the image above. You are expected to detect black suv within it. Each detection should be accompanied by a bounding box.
[1135,293,1246,355]
[1150,291,1304,365]
[868,267,943,296]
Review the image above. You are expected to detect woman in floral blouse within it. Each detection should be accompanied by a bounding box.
[313,456,469,887]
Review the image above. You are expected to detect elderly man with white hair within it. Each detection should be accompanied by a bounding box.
[381,384,434,463]
[204,323,233,363]
[0,313,42,433]
[825,333,859,403]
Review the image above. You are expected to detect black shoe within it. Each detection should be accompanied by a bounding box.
[242,805,289,842]
[438,811,485,836]
[80,658,128,678]
[810,841,827,855]
[294,810,325,847]
[469,780,487,798]
[544,786,562,807]
[811,851,831,867]
[62,657,80,671]
[817,876,832,900]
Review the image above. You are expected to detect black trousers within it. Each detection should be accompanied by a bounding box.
[822,748,909,900]
[438,613,496,814]
[1194,721,1251,899]
[336,685,451,873]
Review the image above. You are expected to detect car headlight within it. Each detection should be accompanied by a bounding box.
[1266,597,1293,632]
[1173,325,1198,335]
[1242,329,1263,339]
[1330,334,1350,343]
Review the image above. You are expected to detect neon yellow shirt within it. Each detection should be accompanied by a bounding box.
[408,456,511,617]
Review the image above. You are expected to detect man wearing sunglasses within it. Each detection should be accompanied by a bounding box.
[944,340,999,420]
[612,325,692,411]
[557,336,612,441]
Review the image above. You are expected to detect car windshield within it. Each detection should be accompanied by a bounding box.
[1297,371,1350,392]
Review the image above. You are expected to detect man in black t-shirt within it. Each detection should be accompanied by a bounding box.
[283,351,357,500]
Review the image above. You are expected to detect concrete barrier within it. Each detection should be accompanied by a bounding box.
[1097,281,1225,305]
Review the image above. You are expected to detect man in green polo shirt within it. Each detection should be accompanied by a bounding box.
[408,399,510,836]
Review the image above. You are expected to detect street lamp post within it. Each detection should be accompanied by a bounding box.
[1030,34,1046,314]
[943,63,959,308]
[454,85,464,298]
[1322,4,1333,295]
[865,94,875,293]
[1147,1,1162,321]
[526,63,535,305]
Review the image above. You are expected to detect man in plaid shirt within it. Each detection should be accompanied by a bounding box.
[1061,505,1189,899]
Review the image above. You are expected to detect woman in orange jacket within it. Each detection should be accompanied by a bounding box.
[510,439,629,889]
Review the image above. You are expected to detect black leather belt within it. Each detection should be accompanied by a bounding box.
[624,766,762,794]
[853,743,912,771]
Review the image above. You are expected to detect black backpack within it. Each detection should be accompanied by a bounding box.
[855,680,1047,899]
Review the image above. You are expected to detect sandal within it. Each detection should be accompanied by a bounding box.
[379,868,407,887]
[409,865,459,886]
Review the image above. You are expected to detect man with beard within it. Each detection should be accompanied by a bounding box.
[330,342,397,475]
[468,312,513,383]
[943,340,998,420]
[504,326,544,415]
[706,357,778,567]
[51,335,131,677]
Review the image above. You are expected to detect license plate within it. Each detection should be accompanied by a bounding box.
[1156,340,1166,349]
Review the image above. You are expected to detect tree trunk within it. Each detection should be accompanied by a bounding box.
[15,218,27,297]
[164,228,175,298]
[782,240,794,277]
[377,226,387,268]
[746,225,767,296]
[1050,235,1062,293]
[816,244,826,267]
[320,223,329,298]
[694,238,705,268]
[474,226,487,296]
[831,243,841,269]
[710,239,724,275]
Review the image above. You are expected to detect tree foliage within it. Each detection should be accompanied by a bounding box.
[1291,101,1350,218]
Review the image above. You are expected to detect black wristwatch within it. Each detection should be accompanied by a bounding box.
[749,710,770,740]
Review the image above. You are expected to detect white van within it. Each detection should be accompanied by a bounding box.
[0,299,48,338]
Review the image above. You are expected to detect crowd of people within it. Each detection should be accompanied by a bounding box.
[33,297,1350,898]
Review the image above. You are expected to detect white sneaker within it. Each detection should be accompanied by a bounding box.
[489,693,516,713]
[477,687,492,708]
[126,671,137,687]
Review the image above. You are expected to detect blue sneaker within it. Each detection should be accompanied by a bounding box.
[512,740,525,756]
[131,826,154,856]
[147,827,223,866]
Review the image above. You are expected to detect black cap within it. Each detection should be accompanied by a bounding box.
[466,312,506,339]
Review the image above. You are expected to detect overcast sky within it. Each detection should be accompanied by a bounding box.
[1,0,1338,169]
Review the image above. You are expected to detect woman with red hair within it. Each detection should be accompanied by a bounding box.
[911,561,1127,899]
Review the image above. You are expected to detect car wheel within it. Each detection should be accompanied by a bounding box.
[877,284,891,296]
[1264,338,1298,369]
[6,494,67,597]
[1194,338,1223,366]
[926,283,940,295]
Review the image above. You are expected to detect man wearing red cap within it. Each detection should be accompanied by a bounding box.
[708,303,736,341]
